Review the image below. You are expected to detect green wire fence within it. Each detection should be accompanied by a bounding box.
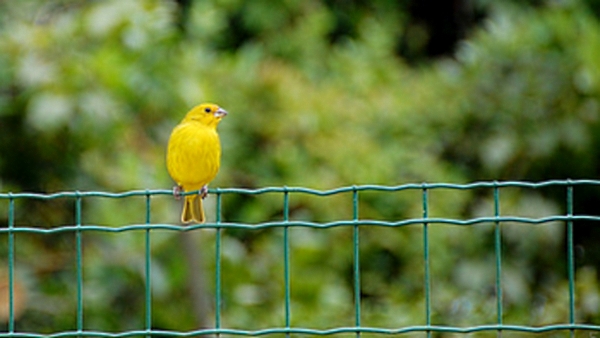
[0,179,599,337]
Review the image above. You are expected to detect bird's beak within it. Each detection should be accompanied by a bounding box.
[215,108,228,118]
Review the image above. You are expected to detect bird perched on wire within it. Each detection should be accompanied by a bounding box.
[166,103,228,223]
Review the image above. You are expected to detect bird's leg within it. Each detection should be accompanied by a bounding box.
[173,185,183,200]
[200,185,208,199]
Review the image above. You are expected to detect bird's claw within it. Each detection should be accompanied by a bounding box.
[200,185,208,199]
[173,185,183,200]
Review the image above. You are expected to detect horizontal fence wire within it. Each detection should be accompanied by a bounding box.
[0,325,599,338]
[1,179,600,337]
[0,215,597,232]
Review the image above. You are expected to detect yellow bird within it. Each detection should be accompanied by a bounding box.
[166,103,228,223]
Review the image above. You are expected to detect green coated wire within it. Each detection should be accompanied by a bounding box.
[75,193,83,334]
[145,192,152,337]
[0,214,595,234]
[422,186,431,337]
[8,194,15,333]
[0,324,599,338]
[3,179,600,200]
[215,190,223,332]
[493,185,503,334]
[0,180,598,338]
[352,187,361,334]
[566,184,575,336]
[282,188,291,332]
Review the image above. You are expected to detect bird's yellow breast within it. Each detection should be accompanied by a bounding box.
[166,121,221,191]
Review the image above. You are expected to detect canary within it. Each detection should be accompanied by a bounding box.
[166,103,228,223]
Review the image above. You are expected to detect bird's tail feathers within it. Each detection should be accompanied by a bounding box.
[182,194,205,224]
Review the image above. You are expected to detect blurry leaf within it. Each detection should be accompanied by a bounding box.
[0,272,27,323]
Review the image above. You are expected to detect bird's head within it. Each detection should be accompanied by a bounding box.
[182,103,228,128]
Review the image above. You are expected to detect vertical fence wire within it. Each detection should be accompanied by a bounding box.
[215,189,223,335]
[7,194,15,333]
[283,189,291,335]
[75,193,83,334]
[566,184,575,337]
[144,192,152,337]
[352,187,361,335]
[493,184,503,337]
[422,186,431,338]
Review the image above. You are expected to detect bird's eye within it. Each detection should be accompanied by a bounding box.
[204,107,211,113]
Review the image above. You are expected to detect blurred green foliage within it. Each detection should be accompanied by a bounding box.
[0,0,600,335]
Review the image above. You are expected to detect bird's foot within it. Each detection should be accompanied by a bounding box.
[173,185,183,200]
[200,185,208,199]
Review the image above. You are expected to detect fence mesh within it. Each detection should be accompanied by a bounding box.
[1,179,599,337]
